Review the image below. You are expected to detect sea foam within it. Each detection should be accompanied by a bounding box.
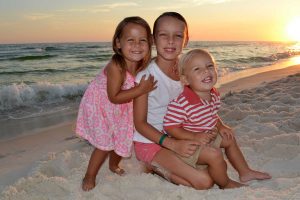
[0,82,87,111]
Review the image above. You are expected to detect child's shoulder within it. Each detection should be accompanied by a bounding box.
[105,60,122,71]
[136,61,156,80]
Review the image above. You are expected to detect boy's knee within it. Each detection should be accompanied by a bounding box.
[208,147,223,160]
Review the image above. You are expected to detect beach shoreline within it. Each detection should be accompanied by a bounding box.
[218,64,300,95]
[1,64,300,199]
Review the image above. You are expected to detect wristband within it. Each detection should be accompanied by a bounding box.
[159,134,167,146]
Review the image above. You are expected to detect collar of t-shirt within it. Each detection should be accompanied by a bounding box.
[182,86,216,105]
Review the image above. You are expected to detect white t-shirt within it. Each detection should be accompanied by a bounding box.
[133,60,183,143]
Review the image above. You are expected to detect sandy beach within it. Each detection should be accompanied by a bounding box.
[1,64,300,200]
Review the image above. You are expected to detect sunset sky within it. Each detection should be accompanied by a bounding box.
[1,0,300,44]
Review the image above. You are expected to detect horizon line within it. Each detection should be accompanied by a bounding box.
[0,40,298,45]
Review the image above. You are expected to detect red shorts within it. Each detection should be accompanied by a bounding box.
[134,142,161,164]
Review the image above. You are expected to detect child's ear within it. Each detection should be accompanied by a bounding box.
[180,75,189,86]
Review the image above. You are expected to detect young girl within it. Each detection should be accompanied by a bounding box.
[76,16,156,191]
[163,49,271,185]
[133,12,234,189]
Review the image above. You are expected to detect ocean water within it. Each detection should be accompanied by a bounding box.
[0,41,300,123]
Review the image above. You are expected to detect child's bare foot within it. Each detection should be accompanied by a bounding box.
[223,179,246,189]
[240,170,272,183]
[144,167,154,174]
[144,164,154,174]
[82,175,96,191]
[110,166,125,176]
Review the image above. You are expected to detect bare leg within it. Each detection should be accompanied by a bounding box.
[221,137,271,182]
[144,163,154,174]
[82,148,109,191]
[149,162,192,187]
[109,151,125,175]
[153,148,214,190]
[197,147,244,189]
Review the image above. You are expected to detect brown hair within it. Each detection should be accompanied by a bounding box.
[153,12,189,39]
[112,16,152,72]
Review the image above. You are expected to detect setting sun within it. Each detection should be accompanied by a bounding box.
[286,17,300,41]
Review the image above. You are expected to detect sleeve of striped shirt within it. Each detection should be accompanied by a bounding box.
[163,99,187,130]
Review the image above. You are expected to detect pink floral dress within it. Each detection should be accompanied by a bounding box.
[76,68,135,157]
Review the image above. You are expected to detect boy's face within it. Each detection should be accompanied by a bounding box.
[181,53,217,96]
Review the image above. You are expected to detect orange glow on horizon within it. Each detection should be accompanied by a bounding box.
[1,1,300,44]
[286,17,300,42]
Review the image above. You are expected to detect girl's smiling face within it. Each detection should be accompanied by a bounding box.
[116,23,149,65]
[154,16,188,61]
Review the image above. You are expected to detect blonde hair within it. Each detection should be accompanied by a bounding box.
[178,49,215,75]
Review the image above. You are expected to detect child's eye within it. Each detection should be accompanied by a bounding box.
[159,33,167,37]
[194,67,199,71]
[208,64,215,69]
[140,39,148,42]
[176,34,183,38]
[127,39,134,42]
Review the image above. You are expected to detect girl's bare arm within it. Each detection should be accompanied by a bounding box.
[106,62,156,104]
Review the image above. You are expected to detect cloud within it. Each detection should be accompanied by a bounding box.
[95,2,139,12]
[100,2,139,9]
[143,0,237,11]
[65,2,139,13]
[191,0,236,5]
[24,2,139,20]
[24,13,53,20]
[155,4,185,11]
[181,0,237,6]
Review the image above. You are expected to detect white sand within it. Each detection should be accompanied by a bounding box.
[1,65,300,200]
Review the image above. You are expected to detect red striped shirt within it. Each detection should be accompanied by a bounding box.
[163,86,221,132]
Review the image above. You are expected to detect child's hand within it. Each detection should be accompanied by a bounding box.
[210,127,218,139]
[207,128,218,143]
[194,133,211,145]
[138,75,157,94]
[218,124,234,140]
[172,139,200,157]
[194,130,217,145]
